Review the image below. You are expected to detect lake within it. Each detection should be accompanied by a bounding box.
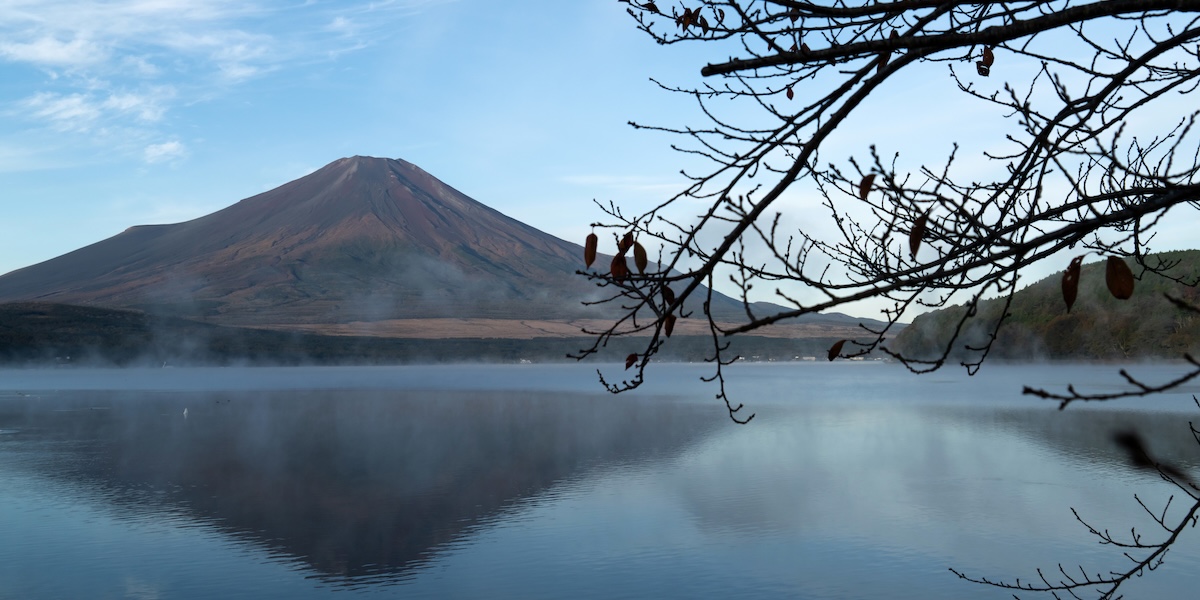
[2,362,1200,599]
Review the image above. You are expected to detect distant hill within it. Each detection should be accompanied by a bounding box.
[890,250,1200,361]
[0,156,874,337]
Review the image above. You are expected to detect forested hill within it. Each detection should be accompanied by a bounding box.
[889,250,1200,361]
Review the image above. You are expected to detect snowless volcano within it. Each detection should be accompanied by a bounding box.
[0,156,607,326]
[0,156,867,337]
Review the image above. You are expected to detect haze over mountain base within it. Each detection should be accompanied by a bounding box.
[0,156,885,361]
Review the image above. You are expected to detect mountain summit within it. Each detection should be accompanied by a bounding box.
[0,156,598,325]
[0,156,868,336]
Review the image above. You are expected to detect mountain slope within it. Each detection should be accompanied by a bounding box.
[0,157,597,324]
[890,250,1200,360]
[0,156,869,332]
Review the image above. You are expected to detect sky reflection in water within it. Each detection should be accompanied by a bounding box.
[2,363,1200,599]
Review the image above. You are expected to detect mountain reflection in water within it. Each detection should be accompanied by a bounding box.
[4,364,1200,599]
[0,388,720,586]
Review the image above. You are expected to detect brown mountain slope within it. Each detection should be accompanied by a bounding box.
[0,157,595,324]
[0,156,867,332]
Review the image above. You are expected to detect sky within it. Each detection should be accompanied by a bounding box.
[1,1,1196,321]
[0,1,699,271]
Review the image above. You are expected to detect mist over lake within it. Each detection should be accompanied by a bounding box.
[3,363,1200,599]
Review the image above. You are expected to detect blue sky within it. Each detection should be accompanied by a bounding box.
[0,1,700,275]
[2,1,1195,320]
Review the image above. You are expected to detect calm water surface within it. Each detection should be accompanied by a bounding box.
[2,362,1200,599]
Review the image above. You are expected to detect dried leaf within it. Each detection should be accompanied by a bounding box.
[625,353,638,370]
[1106,256,1135,300]
[633,241,649,274]
[610,254,630,280]
[664,314,676,337]
[827,339,847,361]
[644,1,658,13]
[661,285,676,307]
[801,43,811,54]
[584,233,598,268]
[789,10,798,23]
[620,232,634,254]
[909,212,928,259]
[1062,255,1084,312]
[699,15,709,33]
[858,173,875,201]
[982,46,994,67]
[786,86,794,100]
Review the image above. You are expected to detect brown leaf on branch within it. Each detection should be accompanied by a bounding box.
[1062,254,1084,312]
[619,232,634,254]
[633,241,649,273]
[786,86,794,100]
[909,212,928,259]
[643,1,658,14]
[584,233,598,268]
[858,173,875,201]
[982,46,995,67]
[664,314,676,337]
[1106,256,1135,299]
[827,339,846,361]
[625,353,638,370]
[611,254,630,280]
[661,285,676,307]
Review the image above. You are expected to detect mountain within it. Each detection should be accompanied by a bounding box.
[0,156,869,335]
[890,250,1200,360]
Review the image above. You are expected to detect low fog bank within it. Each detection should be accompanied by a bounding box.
[0,302,857,368]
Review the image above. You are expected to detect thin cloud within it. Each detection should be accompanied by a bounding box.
[19,92,101,132]
[16,87,173,132]
[0,0,459,162]
[0,36,106,66]
[143,140,187,164]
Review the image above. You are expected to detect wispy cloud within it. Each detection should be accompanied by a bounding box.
[0,0,458,166]
[0,35,106,66]
[143,140,187,164]
[15,87,173,133]
[19,92,100,131]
